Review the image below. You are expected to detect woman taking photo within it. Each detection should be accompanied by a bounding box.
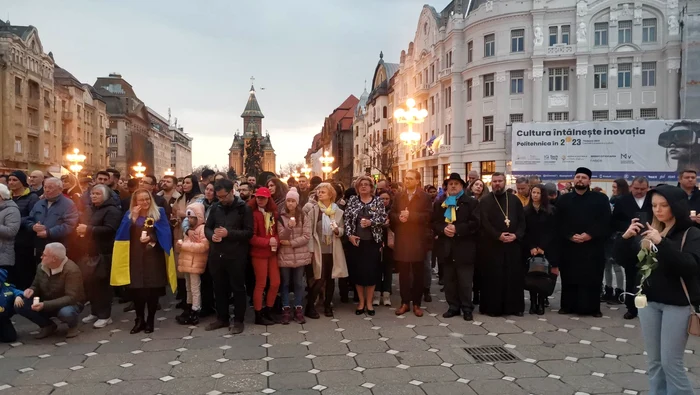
[616,185,700,394]
[266,177,289,208]
[277,187,311,324]
[345,176,387,316]
[77,184,121,329]
[111,189,176,334]
[305,183,347,318]
[248,187,281,325]
[523,184,557,315]
[376,189,393,306]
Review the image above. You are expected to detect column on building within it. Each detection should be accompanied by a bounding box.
[532,60,544,122]
[667,58,681,119]
[576,57,588,120]
[449,78,465,178]
[424,165,433,187]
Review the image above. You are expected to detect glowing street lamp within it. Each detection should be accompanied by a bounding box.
[301,163,311,178]
[66,148,86,176]
[319,151,334,180]
[164,168,175,176]
[133,162,146,178]
[394,98,428,168]
[292,170,301,179]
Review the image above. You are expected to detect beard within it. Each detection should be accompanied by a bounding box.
[492,186,505,195]
[574,183,588,191]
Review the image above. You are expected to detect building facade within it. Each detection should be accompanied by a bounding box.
[393,0,681,185]
[146,107,174,177]
[0,20,61,173]
[229,84,276,176]
[170,125,192,178]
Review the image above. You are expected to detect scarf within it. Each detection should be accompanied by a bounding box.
[317,200,337,245]
[263,211,274,235]
[441,190,464,223]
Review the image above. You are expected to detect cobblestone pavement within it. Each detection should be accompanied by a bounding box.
[2,279,700,395]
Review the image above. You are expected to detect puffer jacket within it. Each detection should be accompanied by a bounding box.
[277,209,311,268]
[0,200,21,267]
[12,188,39,249]
[177,203,209,275]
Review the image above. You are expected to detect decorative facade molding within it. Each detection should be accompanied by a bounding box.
[496,72,507,83]
[667,58,681,72]
[577,0,588,17]
[576,64,588,79]
[534,24,544,47]
[669,15,680,36]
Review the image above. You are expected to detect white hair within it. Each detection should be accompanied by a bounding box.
[44,242,67,261]
[0,184,10,200]
[44,177,63,189]
[91,184,111,203]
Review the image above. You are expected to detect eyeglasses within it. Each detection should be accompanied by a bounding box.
[139,180,153,186]
[215,191,231,200]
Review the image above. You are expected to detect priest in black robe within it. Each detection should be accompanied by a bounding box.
[556,167,611,317]
[478,172,526,317]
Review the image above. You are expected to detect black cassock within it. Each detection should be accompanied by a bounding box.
[478,192,526,316]
[555,189,611,315]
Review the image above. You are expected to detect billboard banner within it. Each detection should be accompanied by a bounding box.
[511,120,700,182]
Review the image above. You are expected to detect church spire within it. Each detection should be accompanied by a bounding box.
[241,76,264,118]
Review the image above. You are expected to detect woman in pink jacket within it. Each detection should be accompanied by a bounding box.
[277,188,311,324]
[175,202,209,325]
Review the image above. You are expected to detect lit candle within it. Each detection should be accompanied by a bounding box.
[33,297,40,306]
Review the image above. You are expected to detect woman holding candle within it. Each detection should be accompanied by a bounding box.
[276,187,311,324]
[248,187,281,325]
[615,185,700,394]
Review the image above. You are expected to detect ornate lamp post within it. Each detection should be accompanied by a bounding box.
[164,168,174,176]
[66,148,86,176]
[393,98,428,169]
[301,164,311,178]
[319,151,334,180]
[132,162,146,178]
[292,170,301,179]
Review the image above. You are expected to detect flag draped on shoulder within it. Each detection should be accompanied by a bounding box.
[110,207,177,293]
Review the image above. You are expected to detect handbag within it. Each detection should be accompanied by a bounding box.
[524,255,556,296]
[677,229,700,336]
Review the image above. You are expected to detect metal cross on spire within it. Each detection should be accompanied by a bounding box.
[250,76,255,85]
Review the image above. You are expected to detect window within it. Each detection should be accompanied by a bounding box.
[592,110,609,120]
[618,21,632,44]
[483,74,495,97]
[445,124,452,145]
[481,160,496,174]
[484,34,495,57]
[109,150,117,159]
[642,18,657,43]
[430,64,435,83]
[14,77,21,96]
[14,138,22,153]
[510,70,524,94]
[594,65,608,89]
[618,63,632,88]
[430,96,435,115]
[483,116,494,142]
[511,29,524,52]
[548,112,569,121]
[549,26,558,46]
[616,109,633,119]
[44,143,50,158]
[467,41,473,63]
[43,118,50,131]
[510,114,524,123]
[445,50,453,67]
[642,62,656,87]
[561,25,570,45]
[444,86,451,108]
[640,108,658,119]
[467,119,472,144]
[109,135,118,144]
[382,106,387,118]
[595,22,609,46]
[467,79,473,102]
[548,68,569,91]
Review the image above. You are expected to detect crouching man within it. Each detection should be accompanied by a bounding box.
[0,268,23,343]
[15,243,85,339]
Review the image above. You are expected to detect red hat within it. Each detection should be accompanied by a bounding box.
[254,187,272,198]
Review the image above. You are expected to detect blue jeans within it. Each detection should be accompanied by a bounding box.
[16,299,82,329]
[638,301,695,395]
[280,267,305,308]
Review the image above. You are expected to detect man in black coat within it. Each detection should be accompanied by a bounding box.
[432,173,480,321]
[611,176,652,319]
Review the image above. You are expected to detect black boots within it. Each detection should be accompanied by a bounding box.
[255,308,275,325]
[473,291,480,305]
[176,305,199,326]
[423,288,432,303]
[529,293,546,315]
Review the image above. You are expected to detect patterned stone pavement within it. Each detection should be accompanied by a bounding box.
[2,278,700,395]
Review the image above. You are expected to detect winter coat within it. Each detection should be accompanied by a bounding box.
[250,207,280,259]
[344,195,387,244]
[27,194,80,257]
[205,198,253,259]
[0,200,21,267]
[177,203,209,275]
[81,198,122,258]
[432,193,480,263]
[389,189,433,263]
[30,258,85,312]
[305,201,347,280]
[12,188,39,249]
[277,209,311,268]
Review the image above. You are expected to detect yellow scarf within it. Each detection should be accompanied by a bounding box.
[263,211,275,235]
[317,201,337,245]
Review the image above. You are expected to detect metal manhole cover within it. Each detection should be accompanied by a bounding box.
[463,346,519,363]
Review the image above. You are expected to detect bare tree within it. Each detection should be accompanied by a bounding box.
[280,161,305,176]
[363,140,398,179]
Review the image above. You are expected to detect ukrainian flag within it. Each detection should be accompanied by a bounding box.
[111,207,178,293]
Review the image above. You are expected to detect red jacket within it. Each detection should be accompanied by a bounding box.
[249,209,280,258]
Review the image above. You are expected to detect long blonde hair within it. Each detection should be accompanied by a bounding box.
[129,188,161,223]
[642,207,676,250]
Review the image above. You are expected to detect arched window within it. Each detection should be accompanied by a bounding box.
[383,106,388,118]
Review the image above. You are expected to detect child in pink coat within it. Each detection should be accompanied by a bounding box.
[176,202,209,325]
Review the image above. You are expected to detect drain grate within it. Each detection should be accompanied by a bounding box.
[463,346,519,363]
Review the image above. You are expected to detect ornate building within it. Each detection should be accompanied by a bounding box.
[229,84,275,175]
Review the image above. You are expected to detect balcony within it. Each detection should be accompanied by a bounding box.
[28,153,39,162]
[27,123,40,136]
[439,144,452,153]
[414,83,430,98]
[27,97,40,109]
[438,67,453,80]
[547,44,574,56]
[62,111,73,121]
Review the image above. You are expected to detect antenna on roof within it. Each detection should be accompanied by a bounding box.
[167,107,171,125]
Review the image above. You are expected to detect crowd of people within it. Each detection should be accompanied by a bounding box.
[0,165,698,394]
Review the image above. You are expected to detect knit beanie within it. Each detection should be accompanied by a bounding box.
[286,187,300,204]
[9,171,28,187]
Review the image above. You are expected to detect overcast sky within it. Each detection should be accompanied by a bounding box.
[7,0,436,172]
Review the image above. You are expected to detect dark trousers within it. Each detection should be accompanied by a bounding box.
[11,246,36,290]
[200,266,215,312]
[397,261,423,306]
[442,257,474,313]
[210,254,247,323]
[624,265,639,316]
[560,283,601,315]
[377,248,393,294]
[309,254,334,308]
[0,316,17,343]
[86,275,112,319]
[131,288,159,325]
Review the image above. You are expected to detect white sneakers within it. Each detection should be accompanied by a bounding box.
[81,315,112,328]
[373,292,380,306]
[382,292,391,306]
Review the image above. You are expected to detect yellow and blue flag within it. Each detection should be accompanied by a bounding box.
[110,207,177,293]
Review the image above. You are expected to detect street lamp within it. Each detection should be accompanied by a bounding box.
[319,151,334,180]
[301,164,311,178]
[66,148,86,176]
[164,168,174,176]
[133,162,146,178]
[292,170,301,179]
[394,98,428,169]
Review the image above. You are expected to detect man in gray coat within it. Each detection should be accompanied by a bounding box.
[26,178,79,262]
[0,184,21,269]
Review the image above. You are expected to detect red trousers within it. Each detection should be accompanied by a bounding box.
[252,255,280,311]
